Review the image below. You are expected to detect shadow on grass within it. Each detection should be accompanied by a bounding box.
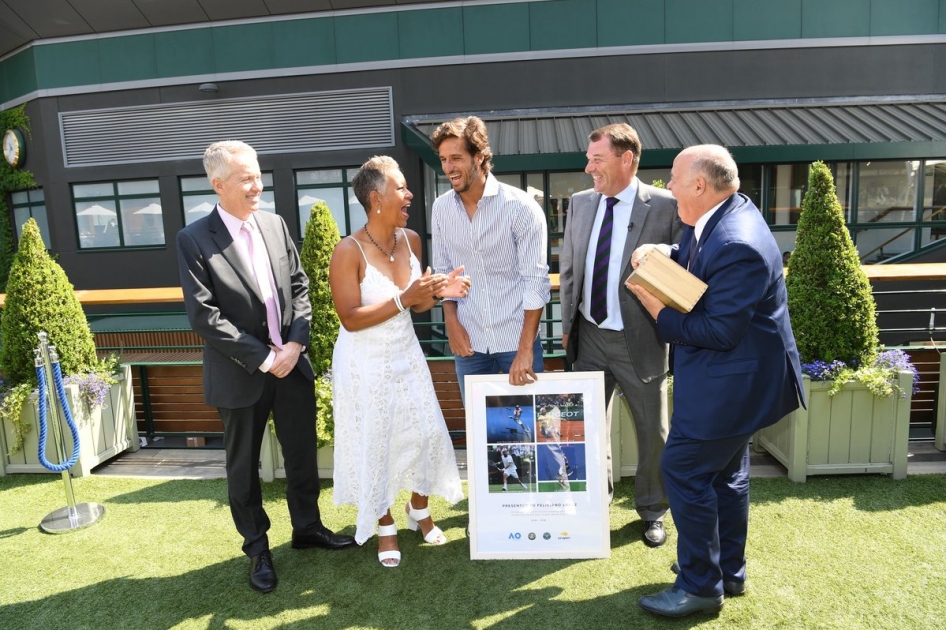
[0,476,691,630]
[0,544,689,630]
[749,474,946,511]
[0,526,30,539]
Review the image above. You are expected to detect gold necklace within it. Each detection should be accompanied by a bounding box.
[364,226,397,262]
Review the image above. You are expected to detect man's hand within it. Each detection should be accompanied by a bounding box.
[439,266,471,299]
[626,282,666,321]
[561,332,569,350]
[631,243,663,269]
[508,347,537,387]
[269,341,303,378]
[445,317,474,357]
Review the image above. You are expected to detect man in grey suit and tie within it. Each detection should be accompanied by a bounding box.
[560,124,682,547]
[177,141,354,594]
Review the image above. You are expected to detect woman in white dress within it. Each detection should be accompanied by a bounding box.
[329,156,469,567]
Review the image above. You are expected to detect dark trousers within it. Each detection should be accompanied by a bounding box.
[662,425,751,597]
[218,367,322,557]
[573,317,668,518]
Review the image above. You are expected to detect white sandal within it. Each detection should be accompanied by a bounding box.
[405,500,447,545]
[377,523,400,568]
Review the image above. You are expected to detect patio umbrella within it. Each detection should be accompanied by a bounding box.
[298,195,325,207]
[76,204,116,216]
[133,203,163,215]
[186,202,215,214]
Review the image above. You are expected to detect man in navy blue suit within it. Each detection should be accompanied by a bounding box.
[628,144,805,618]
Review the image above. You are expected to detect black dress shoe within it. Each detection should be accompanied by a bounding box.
[249,550,277,593]
[292,526,356,550]
[671,561,746,596]
[642,520,666,547]
[639,587,723,618]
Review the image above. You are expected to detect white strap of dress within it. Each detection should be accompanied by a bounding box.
[348,235,369,263]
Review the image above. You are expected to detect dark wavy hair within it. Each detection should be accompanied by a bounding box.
[431,116,494,173]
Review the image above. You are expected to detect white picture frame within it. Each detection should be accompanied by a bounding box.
[465,371,610,560]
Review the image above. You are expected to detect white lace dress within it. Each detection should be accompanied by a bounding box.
[332,233,463,545]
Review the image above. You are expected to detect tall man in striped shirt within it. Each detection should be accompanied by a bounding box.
[431,116,551,403]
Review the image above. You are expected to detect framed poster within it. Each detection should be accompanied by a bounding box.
[465,371,609,560]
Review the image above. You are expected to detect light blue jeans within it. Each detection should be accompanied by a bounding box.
[454,337,544,405]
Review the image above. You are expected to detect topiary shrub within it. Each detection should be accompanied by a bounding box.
[300,200,341,375]
[1,219,98,385]
[785,162,917,398]
[0,219,101,452]
[300,200,340,447]
[786,161,878,367]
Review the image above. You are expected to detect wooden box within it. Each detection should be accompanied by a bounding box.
[626,248,707,313]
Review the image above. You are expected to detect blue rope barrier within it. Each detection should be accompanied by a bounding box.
[35,362,80,472]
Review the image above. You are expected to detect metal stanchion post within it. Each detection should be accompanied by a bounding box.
[36,333,105,533]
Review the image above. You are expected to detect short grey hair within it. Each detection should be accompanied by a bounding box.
[351,155,400,212]
[686,144,740,193]
[203,141,257,184]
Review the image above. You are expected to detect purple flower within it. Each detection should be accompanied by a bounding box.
[800,359,848,381]
[873,349,921,394]
[801,349,920,394]
[64,372,111,409]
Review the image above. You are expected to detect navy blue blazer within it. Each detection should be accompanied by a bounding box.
[658,193,805,440]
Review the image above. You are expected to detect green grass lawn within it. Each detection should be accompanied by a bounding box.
[1,473,944,629]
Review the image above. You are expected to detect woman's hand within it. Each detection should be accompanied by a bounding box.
[439,266,470,299]
[400,267,447,308]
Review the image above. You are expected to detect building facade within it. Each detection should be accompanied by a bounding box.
[2,0,945,298]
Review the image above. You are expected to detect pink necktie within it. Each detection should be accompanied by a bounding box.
[241,221,283,348]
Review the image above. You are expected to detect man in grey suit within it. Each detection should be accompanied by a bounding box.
[177,141,354,594]
[560,123,682,548]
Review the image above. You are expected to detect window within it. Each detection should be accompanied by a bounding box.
[180,173,275,226]
[856,160,917,224]
[11,188,50,248]
[73,180,164,249]
[767,163,809,226]
[921,159,946,247]
[295,168,361,236]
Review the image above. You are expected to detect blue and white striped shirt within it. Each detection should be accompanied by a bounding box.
[432,173,551,354]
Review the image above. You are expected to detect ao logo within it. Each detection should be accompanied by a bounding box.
[508,532,522,540]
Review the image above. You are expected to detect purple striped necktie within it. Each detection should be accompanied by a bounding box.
[590,197,618,325]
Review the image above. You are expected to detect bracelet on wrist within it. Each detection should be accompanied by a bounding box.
[393,292,406,312]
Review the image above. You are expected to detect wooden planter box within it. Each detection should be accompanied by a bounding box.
[0,364,139,477]
[754,372,913,482]
[259,427,333,482]
[610,387,672,479]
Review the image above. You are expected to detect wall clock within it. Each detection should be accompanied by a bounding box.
[3,128,25,168]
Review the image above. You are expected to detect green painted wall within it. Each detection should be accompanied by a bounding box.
[464,3,531,54]
[2,0,945,104]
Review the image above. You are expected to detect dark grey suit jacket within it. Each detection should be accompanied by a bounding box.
[177,206,314,409]
[560,182,683,383]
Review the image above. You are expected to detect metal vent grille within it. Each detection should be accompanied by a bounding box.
[60,87,394,167]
